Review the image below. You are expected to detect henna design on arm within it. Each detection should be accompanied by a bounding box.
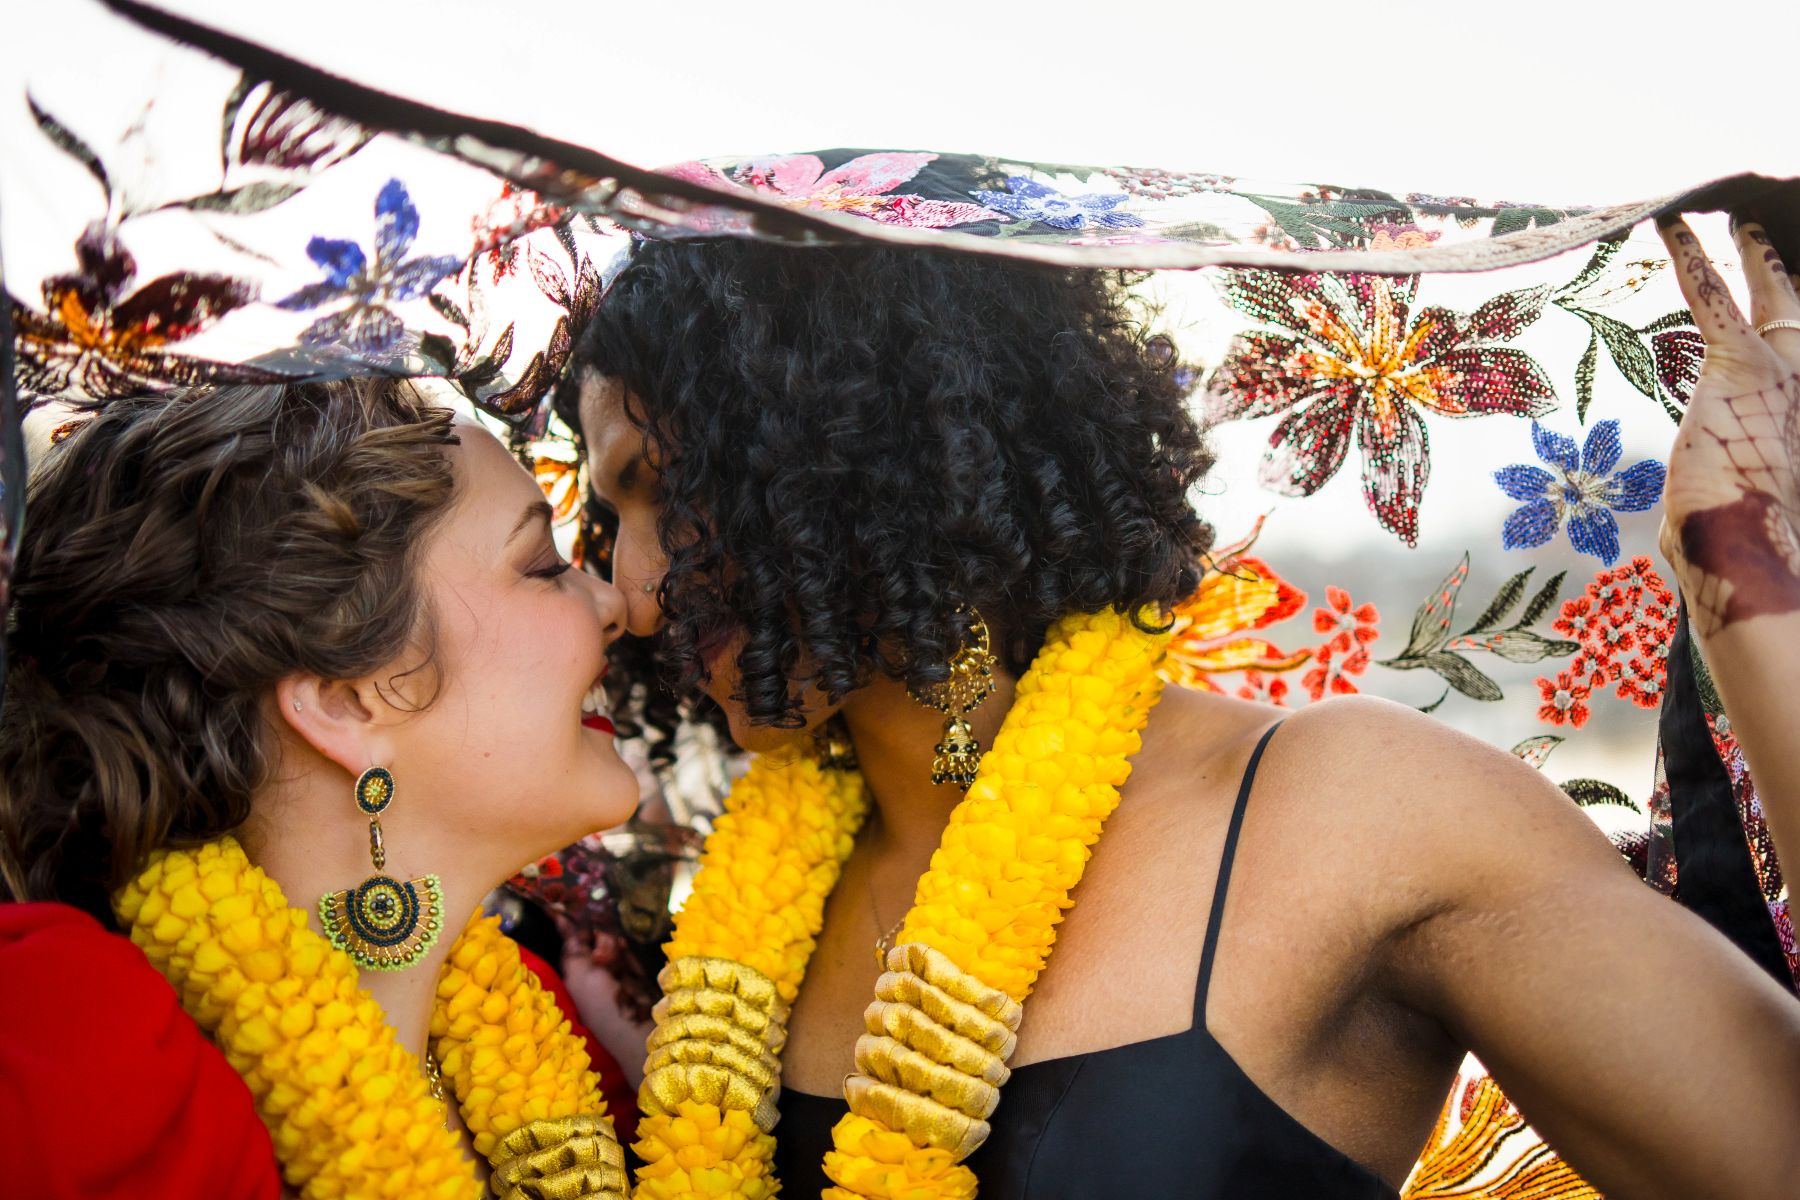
[1673,229,1735,310]
[1673,375,1800,636]
[1679,489,1800,635]
[1744,228,1789,278]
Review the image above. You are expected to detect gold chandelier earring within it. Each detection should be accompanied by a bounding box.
[909,607,997,790]
[319,766,444,971]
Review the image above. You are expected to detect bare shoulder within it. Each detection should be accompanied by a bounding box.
[1136,682,1283,777]
[1136,687,1629,912]
[1278,692,1535,793]
[1277,694,1607,831]
[1245,695,1636,931]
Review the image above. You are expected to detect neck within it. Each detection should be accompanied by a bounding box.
[838,666,1019,863]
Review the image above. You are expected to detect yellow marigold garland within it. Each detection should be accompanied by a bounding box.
[114,837,622,1199]
[633,609,1169,1200]
[632,746,869,1198]
[431,913,605,1157]
[661,751,869,1000]
[892,610,1166,1000]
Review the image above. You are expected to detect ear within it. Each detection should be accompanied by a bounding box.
[275,673,399,779]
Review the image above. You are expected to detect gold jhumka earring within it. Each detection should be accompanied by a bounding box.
[319,766,443,971]
[909,607,997,790]
[813,715,861,773]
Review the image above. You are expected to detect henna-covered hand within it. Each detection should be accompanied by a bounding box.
[1655,215,1800,637]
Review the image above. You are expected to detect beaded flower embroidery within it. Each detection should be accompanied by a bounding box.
[1162,519,1311,694]
[662,152,1002,230]
[1209,272,1559,546]
[1494,421,1665,564]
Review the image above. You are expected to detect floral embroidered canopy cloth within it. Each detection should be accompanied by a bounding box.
[5,0,1797,1193]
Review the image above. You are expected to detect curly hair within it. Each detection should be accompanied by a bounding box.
[0,380,459,920]
[562,239,1213,737]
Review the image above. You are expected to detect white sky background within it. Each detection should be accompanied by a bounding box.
[11,0,1800,809]
[119,0,1799,198]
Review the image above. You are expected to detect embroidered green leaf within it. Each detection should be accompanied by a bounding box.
[1444,568,1576,661]
[1563,308,1684,423]
[1392,554,1471,660]
[1463,568,1534,635]
[219,75,253,173]
[180,182,305,214]
[1574,326,1600,425]
[1511,734,1564,768]
[1378,558,1574,702]
[1638,309,1695,335]
[1553,238,1624,301]
[430,292,471,331]
[1422,651,1503,702]
[1586,310,1659,400]
[1554,240,1683,422]
[1561,778,1636,809]
[1517,570,1568,629]
[1491,206,1568,237]
[1243,197,1404,250]
[28,94,108,196]
[457,322,514,392]
[1475,629,1579,664]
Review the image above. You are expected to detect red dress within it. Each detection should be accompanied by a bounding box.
[0,902,636,1200]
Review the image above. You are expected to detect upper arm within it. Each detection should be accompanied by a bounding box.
[1306,698,1800,1200]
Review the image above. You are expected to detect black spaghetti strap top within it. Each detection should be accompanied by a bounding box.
[771,721,1399,1199]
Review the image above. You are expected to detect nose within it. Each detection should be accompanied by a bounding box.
[579,568,629,648]
[624,573,666,639]
[610,536,666,638]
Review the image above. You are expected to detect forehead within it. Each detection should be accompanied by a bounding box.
[443,419,538,528]
[577,371,637,459]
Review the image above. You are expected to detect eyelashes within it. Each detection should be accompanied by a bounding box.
[528,560,573,581]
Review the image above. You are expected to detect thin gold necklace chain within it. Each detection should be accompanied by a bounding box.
[867,874,907,970]
[423,1048,451,1130]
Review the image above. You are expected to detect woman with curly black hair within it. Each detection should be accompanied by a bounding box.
[567,237,1800,1200]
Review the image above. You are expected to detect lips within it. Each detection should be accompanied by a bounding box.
[580,679,615,736]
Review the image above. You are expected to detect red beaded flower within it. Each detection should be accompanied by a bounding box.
[1302,586,1381,700]
[1539,556,1676,721]
[1208,272,1558,546]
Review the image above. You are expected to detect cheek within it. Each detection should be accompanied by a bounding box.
[425,587,601,763]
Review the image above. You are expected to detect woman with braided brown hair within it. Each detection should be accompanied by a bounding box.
[0,379,641,1199]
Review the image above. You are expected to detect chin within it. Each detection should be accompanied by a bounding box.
[728,723,810,757]
[718,700,830,758]
[578,754,642,832]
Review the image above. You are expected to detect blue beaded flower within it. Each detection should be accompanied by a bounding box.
[1494,421,1664,565]
[969,176,1144,231]
[276,178,463,357]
